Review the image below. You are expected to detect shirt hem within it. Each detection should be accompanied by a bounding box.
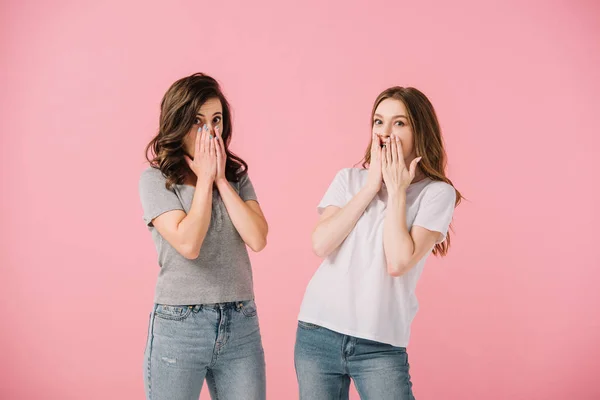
[155,293,255,306]
[297,316,409,348]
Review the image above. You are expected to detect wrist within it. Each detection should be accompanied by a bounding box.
[215,177,230,190]
[364,182,380,196]
[387,187,407,201]
[196,176,214,190]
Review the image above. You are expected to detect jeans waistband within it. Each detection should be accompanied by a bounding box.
[178,300,254,312]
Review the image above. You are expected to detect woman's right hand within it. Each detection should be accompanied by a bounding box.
[366,133,383,193]
[185,124,217,184]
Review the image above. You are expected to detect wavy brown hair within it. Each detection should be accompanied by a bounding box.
[145,73,248,189]
[362,86,462,256]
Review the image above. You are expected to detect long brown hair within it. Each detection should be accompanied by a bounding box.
[362,86,462,256]
[145,73,248,189]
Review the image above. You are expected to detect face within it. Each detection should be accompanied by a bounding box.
[372,98,416,160]
[183,97,223,157]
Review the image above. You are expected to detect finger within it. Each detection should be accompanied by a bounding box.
[215,126,226,157]
[409,157,422,179]
[209,132,215,156]
[203,124,211,153]
[369,135,377,164]
[214,130,221,156]
[371,134,379,158]
[391,137,398,164]
[373,141,379,163]
[386,140,392,165]
[184,155,193,169]
[396,138,407,169]
[195,126,203,155]
[382,141,389,166]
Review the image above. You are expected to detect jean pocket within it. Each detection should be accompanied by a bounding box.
[144,312,152,352]
[298,320,321,330]
[154,304,193,321]
[241,300,257,317]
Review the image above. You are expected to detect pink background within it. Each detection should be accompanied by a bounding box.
[2,0,599,399]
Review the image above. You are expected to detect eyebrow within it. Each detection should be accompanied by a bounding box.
[374,113,407,119]
[196,112,223,117]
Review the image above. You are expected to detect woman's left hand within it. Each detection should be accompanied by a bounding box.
[381,136,422,193]
[214,126,227,183]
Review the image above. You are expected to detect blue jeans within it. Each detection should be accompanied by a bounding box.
[143,300,266,400]
[294,321,415,400]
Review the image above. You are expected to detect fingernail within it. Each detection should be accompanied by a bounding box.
[204,124,208,131]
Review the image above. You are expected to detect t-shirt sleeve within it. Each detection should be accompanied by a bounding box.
[139,168,184,227]
[317,168,349,214]
[412,183,456,244]
[237,172,258,202]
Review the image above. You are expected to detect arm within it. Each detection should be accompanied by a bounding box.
[152,180,214,260]
[381,135,443,276]
[312,133,384,258]
[151,124,217,259]
[312,186,378,258]
[213,126,268,252]
[216,179,268,252]
[383,190,441,276]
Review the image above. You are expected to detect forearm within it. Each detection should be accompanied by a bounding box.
[383,190,415,276]
[176,179,213,257]
[216,179,268,251]
[312,185,378,258]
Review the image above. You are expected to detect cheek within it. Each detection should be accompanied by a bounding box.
[395,130,414,154]
[372,123,382,135]
[184,130,197,151]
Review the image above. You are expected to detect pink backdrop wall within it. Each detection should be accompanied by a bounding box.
[2,0,599,399]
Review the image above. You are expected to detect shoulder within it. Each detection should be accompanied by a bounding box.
[139,166,168,190]
[237,169,250,182]
[140,165,163,179]
[420,179,456,204]
[334,167,365,183]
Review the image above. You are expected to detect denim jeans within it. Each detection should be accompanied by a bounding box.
[143,300,266,400]
[294,321,415,400]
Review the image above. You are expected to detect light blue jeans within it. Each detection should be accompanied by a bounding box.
[143,300,266,400]
[294,321,415,400]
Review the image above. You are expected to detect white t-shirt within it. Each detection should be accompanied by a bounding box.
[298,167,456,347]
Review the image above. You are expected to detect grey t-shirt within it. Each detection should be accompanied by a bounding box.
[139,166,257,305]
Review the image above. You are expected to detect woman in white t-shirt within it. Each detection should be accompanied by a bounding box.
[295,86,462,399]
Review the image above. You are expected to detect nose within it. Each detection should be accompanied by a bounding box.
[207,122,221,134]
[378,132,391,142]
[377,124,392,138]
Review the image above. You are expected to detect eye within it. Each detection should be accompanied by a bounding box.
[213,116,222,125]
[373,119,382,125]
[395,121,405,127]
[194,117,202,125]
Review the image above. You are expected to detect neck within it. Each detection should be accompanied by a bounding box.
[412,167,426,183]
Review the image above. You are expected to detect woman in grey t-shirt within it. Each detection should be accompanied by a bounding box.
[139,73,268,400]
